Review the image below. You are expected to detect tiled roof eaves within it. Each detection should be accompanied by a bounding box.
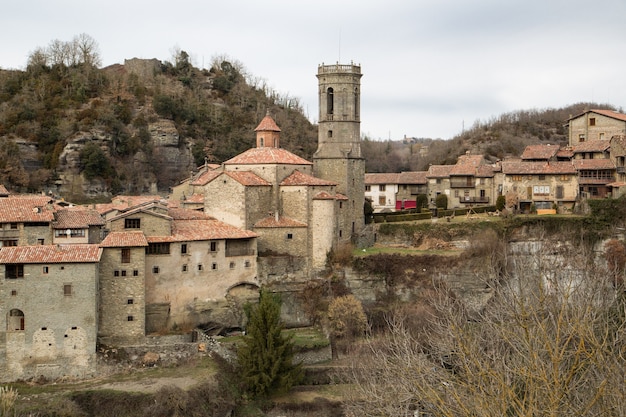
[0,244,102,264]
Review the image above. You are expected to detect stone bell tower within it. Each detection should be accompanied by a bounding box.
[313,62,365,240]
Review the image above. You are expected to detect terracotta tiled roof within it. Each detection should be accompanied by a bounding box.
[53,208,105,229]
[167,208,212,220]
[572,140,610,153]
[335,193,348,201]
[182,194,204,203]
[449,154,484,176]
[254,216,307,228]
[607,182,626,187]
[100,231,149,247]
[174,219,256,240]
[364,173,400,185]
[572,159,615,170]
[93,203,117,215]
[397,171,428,184]
[313,191,335,200]
[475,165,496,177]
[521,144,560,160]
[254,114,281,132]
[225,171,272,186]
[556,148,574,158]
[190,170,221,186]
[108,205,172,223]
[0,195,55,223]
[281,170,337,186]
[111,195,165,207]
[501,161,577,175]
[224,148,312,165]
[0,244,102,264]
[0,184,8,196]
[427,165,453,178]
[587,109,626,122]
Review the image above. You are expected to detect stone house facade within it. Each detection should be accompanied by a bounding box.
[0,244,101,381]
[567,109,626,146]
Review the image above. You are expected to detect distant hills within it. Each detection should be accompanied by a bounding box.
[0,49,620,199]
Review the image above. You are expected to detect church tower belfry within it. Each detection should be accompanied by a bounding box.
[313,62,365,239]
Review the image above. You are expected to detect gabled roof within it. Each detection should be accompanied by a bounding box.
[111,195,166,208]
[475,164,496,178]
[398,171,428,185]
[100,231,149,247]
[501,161,577,175]
[281,170,337,186]
[449,154,484,176]
[225,171,272,186]
[572,140,611,153]
[53,208,105,229]
[0,244,102,264]
[171,219,257,240]
[108,205,173,223]
[568,109,626,123]
[364,173,400,185]
[224,147,312,165]
[166,207,212,220]
[312,191,348,200]
[427,165,453,178]
[572,159,615,170]
[0,195,55,223]
[0,184,9,196]
[521,144,560,160]
[190,170,222,186]
[254,216,307,228]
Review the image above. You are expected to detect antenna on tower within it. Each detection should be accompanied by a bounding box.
[338,27,342,63]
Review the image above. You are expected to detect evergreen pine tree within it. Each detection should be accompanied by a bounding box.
[237,289,303,399]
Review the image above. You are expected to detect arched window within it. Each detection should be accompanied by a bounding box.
[327,87,334,115]
[354,88,359,119]
[8,309,24,331]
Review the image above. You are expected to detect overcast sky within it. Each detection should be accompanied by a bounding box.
[2,0,626,140]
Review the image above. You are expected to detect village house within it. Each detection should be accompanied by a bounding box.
[501,159,578,213]
[0,244,101,381]
[447,153,497,208]
[364,173,400,212]
[396,171,429,209]
[567,109,626,146]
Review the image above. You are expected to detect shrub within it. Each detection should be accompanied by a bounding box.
[435,193,448,209]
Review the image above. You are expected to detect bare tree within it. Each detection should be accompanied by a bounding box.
[73,33,101,67]
[343,248,626,416]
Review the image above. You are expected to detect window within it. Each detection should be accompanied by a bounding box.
[37,239,44,245]
[11,290,17,296]
[127,299,134,304]
[560,175,570,181]
[127,316,134,321]
[579,134,585,142]
[181,243,187,254]
[8,309,24,331]
[556,185,564,199]
[6,265,24,279]
[114,270,120,277]
[589,117,596,126]
[152,266,159,274]
[1,240,17,247]
[454,190,459,198]
[436,179,442,184]
[600,132,605,140]
[379,185,386,192]
[210,241,217,252]
[365,185,371,191]
[198,264,203,271]
[124,218,141,229]
[182,264,188,272]
[287,233,293,240]
[10,223,17,230]
[211,263,217,270]
[146,243,170,255]
[480,189,486,198]
[327,87,334,115]
[133,270,139,276]
[54,229,85,238]
[512,175,522,182]
[378,196,386,206]
[43,266,49,274]
[339,202,343,209]
[121,270,127,277]
[229,261,235,269]
[538,175,546,181]
[244,260,251,268]
[339,230,343,238]
[63,284,72,296]
[259,137,264,147]
[328,130,333,138]
[121,248,131,263]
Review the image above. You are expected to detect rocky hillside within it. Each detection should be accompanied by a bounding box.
[0,54,317,202]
